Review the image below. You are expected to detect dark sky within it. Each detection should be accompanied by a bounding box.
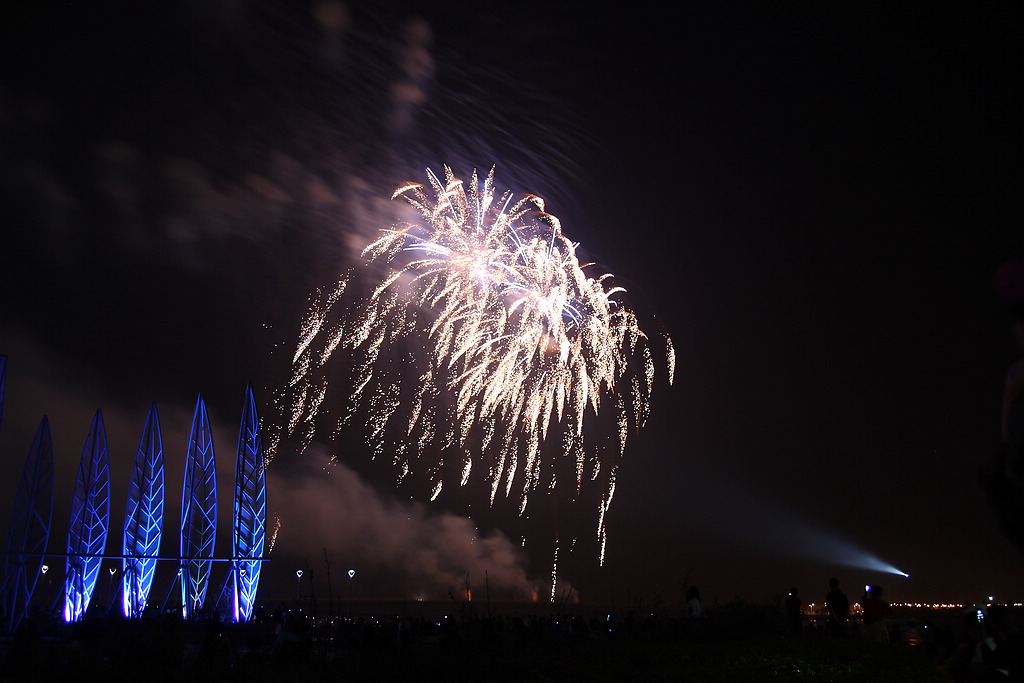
[0,2,1020,611]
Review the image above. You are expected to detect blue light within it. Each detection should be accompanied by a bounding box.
[692,484,909,579]
[232,385,266,623]
[180,394,217,619]
[122,403,165,618]
[3,386,270,630]
[781,517,910,578]
[4,417,54,633]
[64,410,111,623]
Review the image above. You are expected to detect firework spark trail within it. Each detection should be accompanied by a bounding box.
[283,166,673,565]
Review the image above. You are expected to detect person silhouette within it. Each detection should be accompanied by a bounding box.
[686,586,704,618]
[974,604,1024,680]
[861,584,893,643]
[980,258,1024,555]
[995,259,1024,445]
[825,578,850,638]
[784,587,802,636]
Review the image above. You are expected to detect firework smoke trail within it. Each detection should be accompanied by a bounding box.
[283,166,673,565]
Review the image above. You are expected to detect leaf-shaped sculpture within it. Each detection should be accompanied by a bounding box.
[232,384,266,622]
[3,416,54,633]
[122,403,165,618]
[180,394,216,619]
[64,409,111,622]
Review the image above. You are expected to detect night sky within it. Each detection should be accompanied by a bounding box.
[0,2,1020,611]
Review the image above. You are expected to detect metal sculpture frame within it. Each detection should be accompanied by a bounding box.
[122,403,165,618]
[1,386,270,627]
[180,394,217,619]
[64,410,111,622]
[232,384,267,622]
[3,417,54,633]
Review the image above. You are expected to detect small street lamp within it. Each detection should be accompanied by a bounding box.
[107,567,117,613]
[347,569,355,616]
[296,569,303,602]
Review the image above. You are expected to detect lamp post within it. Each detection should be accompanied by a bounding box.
[347,569,355,617]
[296,569,303,603]
[39,564,49,613]
[108,567,117,612]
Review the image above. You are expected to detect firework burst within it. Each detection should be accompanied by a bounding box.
[280,166,673,564]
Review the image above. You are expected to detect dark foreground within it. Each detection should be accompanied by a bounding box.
[0,603,976,682]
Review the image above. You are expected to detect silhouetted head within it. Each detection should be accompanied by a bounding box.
[980,605,1018,638]
[829,578,839,590]
[686,586,700,600]
[994,259,1024,353]
[789,587,798,596]
[995,258,1024,305]
[1013,307,1024,354]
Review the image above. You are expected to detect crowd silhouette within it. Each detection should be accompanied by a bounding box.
[2,587,1022,681]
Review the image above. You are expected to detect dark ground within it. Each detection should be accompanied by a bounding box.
[1,601,977,682]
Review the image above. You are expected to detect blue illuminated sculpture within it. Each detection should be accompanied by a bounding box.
[3,417,54,633]
[181,394,217,619]
[232,384,266,622]
[1,382,270,627]
[64,410,111,622]
[122,403,165,618]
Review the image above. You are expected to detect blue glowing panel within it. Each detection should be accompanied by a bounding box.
[64,410,111,622]
[232,385,266,622]
[180,394,217,619]
[122,403,165,618]
[3,416,54,633]
[0,355,7,436]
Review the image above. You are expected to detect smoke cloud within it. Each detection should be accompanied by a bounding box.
[268,448,540,601]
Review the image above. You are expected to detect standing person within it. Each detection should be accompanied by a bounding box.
[686,586,704,618]
[995,258,1024,445]
[785,587,802,637]
[974,604,1024,680]
[825,578,850,638]
[861,585,893,643]
[981,259,1024,556]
